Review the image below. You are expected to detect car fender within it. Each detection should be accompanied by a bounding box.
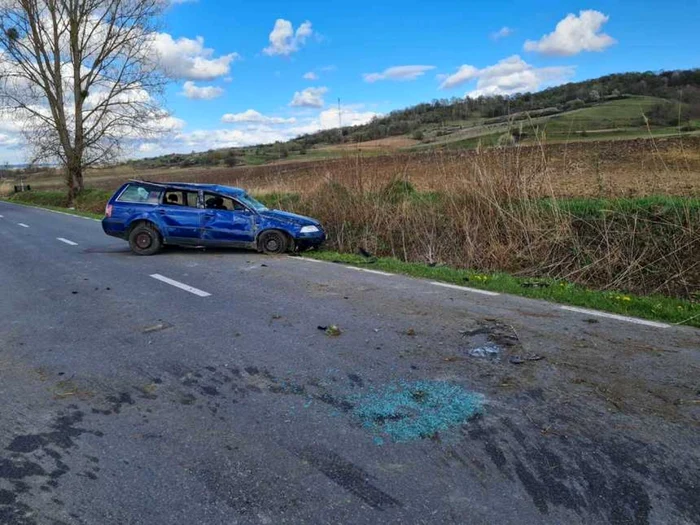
[255,216,297,240]
[126,212,165,236]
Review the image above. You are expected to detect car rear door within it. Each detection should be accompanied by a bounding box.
[159,189,202,244]
[201,193,256,245]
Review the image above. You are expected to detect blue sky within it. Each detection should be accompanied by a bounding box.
[1,0,699,162]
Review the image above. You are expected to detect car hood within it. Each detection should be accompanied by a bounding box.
[258,209,320,226]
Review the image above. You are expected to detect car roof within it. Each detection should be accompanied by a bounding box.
[128,179,246,196]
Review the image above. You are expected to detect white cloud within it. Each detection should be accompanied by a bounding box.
[363,65,435,83]
[524,10,616,56]
[303,71,318,80]
[318,107,378,129]
[438,65,479,89]
[290,87,328,108]
[263,19,314,56]
[221,109,296,125]
[0,132,21,147]
[138,142,159,153]
[439,55,574,97]
[152,33,240,80]
[134,105,381,157]
[180,81,224,100]
[491,27,514,40]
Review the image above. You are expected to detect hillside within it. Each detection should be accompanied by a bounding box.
[130,69,700,169]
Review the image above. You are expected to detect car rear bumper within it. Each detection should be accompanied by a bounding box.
[102,218,127,239]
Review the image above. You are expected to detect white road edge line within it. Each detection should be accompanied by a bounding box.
[431,281,501,297]
[289,256,329,263]
[346,266,393,276]
[560,306,670,329]
[17,223,29,228]
[57,237,78,246]
[150,274,211,297]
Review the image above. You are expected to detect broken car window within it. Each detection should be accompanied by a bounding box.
[117,184,162,204]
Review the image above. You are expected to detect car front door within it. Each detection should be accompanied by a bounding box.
[159,189,202,244]
[201,193,256,245]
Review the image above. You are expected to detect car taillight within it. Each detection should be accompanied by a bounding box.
[105,204,112,218]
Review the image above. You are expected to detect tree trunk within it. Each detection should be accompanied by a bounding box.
[66,165,77,207]
[66,161,83,207]
[74,164,84,193]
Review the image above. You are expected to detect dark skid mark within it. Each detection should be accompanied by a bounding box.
[82,246,131,254]
[314,392,354,412]
[297,446,400,510]
[347,373,364,388]
[0,459,46,480]
[0,409,103,524]
[201,386,219,397]
[462,416,697,525]
[105,392,135,414]
[5,411,91,455]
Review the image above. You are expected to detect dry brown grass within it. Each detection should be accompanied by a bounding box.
[20,135,700,198]
[10,136,700,298]
[317,136,420,151]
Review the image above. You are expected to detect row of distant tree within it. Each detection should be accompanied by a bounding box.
[129,69,700,170]
[289,69,700,147]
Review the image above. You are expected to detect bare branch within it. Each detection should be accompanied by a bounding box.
[0,0,167,198]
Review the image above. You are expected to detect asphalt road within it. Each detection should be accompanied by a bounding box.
[1,201,699,525]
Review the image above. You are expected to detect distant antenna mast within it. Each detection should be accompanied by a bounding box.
[337,97,343,142]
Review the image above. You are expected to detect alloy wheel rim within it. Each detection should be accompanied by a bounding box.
[136,232,152,249]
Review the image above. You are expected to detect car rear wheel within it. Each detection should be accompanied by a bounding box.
[128,224,162,256]
[259,230,288,254]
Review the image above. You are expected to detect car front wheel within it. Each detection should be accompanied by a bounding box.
[128,223,162,256]
[259,230,288,254]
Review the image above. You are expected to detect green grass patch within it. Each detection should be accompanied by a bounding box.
[304,251,700,328]
[1,194,103,219]
[5,188,111,215]
[253,192,301,209]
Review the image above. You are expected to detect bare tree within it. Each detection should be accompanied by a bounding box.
[0,0,166,203]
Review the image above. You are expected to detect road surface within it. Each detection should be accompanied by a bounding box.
[1,201,699,525]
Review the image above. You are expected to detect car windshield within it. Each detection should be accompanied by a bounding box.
[236,193,268,212]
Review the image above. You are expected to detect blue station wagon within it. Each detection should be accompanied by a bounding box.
[102,180,325,255]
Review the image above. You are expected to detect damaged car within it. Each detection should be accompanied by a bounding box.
[102,180,325,255]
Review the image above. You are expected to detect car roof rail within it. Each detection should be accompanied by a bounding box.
[128,178,168,187]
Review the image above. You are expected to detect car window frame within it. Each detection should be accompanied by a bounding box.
[115,183,163,205]
[203,192,252,213]
[162,189,200,209]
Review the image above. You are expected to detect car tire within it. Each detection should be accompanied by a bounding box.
[128,223,162,256]
[259,230,288,254]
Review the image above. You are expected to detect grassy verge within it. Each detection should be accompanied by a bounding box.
[304,251,700,328]
[3,189,110,217]
[1,193,104,219]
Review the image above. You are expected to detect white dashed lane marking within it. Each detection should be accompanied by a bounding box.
[17,223,29,228]
[560,306,670,329]
[150,274,211,297]
[57,237,78,246]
